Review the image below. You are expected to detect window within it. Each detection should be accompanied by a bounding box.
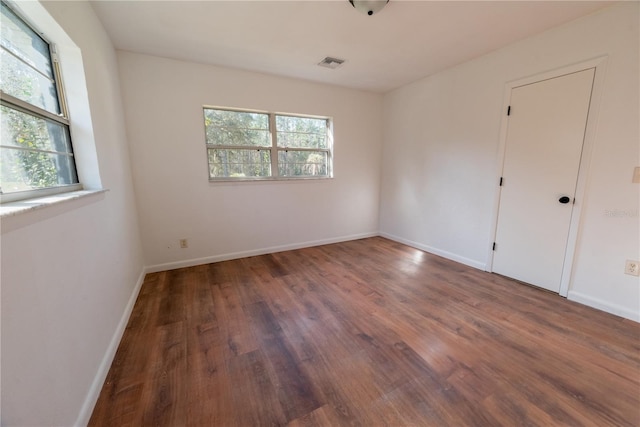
[204,107,332,180]
[0,1,79,202]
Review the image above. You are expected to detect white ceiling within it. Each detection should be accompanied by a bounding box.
[90,0,613,93]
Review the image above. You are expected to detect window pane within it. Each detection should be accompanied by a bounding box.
[278,150,328,177]
[204,109,270,147]
[0,3,53,78]
[208,148,271,178]
[1,105,72,153]
[206,128,270,147]
[1,148,77,193]
[0,49,59,114]
[205,109,268,129]
[276,115,327,149]
[0,105,77,194]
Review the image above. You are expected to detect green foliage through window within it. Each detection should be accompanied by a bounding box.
[0,1,78,198]
[204,108,332,180]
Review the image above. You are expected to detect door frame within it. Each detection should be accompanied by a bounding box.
[486,56,608,297]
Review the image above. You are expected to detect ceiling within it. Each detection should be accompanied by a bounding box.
[90,0,614,93]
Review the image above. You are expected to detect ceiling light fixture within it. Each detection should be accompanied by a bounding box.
[349,0,389,16]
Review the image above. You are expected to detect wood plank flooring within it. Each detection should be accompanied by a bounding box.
[89,237,640,426]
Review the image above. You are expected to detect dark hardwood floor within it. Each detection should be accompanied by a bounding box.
[89,237,640,426]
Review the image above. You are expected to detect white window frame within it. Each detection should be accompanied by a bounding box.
[0,0,81,204]
[204,106,333,181]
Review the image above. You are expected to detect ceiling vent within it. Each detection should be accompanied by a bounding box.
[318,57,345,69]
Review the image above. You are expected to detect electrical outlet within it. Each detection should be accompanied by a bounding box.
[179,239,188,249]
[624,260,639,276]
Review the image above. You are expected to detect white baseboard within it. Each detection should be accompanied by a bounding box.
[74,268,146,427]
[379,232,486,271]
[145,232,379,273]
[568,290,640,322]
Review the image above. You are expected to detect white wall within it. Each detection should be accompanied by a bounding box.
[117,52,382,270]
[0,2,144,426]
[0,2,636,425]
[380,3,639,320]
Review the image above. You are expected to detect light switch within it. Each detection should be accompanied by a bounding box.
[633,167,640,184]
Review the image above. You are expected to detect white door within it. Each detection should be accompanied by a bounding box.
[492,69,595,293]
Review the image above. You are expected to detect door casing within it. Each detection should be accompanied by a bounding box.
[487,56,608,297]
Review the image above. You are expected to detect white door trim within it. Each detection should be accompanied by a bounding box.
[486,56,609,297]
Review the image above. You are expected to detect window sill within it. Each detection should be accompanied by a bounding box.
[0,189,108,219]
[209,176,334,184]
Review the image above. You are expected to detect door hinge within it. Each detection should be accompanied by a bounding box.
[499,177,503,186]
[507,106,511,116]
[492,242,496,251]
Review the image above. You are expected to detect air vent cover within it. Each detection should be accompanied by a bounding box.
[318,57,345,69]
